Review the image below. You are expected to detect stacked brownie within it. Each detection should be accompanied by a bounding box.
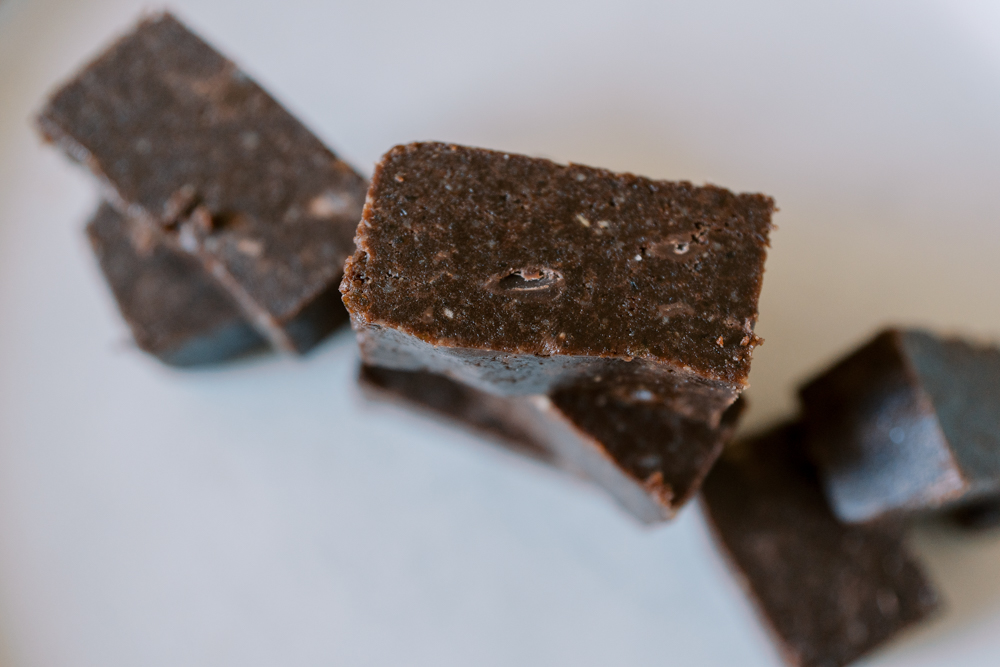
[342,141,775,522]
[341,145,947,666]
[38,13,367,365]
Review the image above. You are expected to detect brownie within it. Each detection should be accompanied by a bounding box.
[87,202,267,366]
[701,422,940,667]
[38,13,365,353]
[341,143,774,424]
[800,329,1000,523]
[358,364,556,465]
[359,365,744,523]
[542,389,744,522]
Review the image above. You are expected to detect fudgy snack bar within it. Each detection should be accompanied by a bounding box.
[702,422,940,667]
[543,387,745,523]
[360,365,744,523]
[87,202,267,366]
[342,143,774,425]
[800,329,1000,523]
[39,13,364,354]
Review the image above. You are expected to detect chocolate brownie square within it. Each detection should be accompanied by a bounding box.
[342,143,773,424]
[800,329,1000,522]
[39,13,365,353]
[702,422,940,667]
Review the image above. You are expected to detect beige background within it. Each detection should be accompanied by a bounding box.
[2,0,1000,665]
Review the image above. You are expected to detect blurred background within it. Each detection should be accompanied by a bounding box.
[2,1,1000,665]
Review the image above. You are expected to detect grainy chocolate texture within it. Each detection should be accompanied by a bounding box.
[39,13,365,353]
[544,389,744,522]
[359,365,744,523]
[87,202,267,366]
[341,143,774,424]
[800,329,1000,523]
[702,423,940,667]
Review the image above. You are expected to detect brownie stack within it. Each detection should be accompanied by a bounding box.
[342,141,775,523]
[38,13,367,365]
[338,146,963,666]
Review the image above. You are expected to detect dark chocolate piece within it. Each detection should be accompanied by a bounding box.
[341,143,774,424]
[359,365,556,465]
[702,422,940,667]
[39,13,365,353]
[800,328,1000,523]
[544,387,744,522]
[359,365,744,523]
[87,202,267,366]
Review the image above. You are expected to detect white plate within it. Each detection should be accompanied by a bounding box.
[2,1,1000,665]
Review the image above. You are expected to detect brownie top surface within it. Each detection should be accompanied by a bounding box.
[702,423,939,667]
[342,143,774,384]
[39,13,367,320]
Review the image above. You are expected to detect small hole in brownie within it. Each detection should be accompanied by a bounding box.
[649,234,706,260]
[211,210,250,231]
[488,267,565,300]
[497,267,562,291]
